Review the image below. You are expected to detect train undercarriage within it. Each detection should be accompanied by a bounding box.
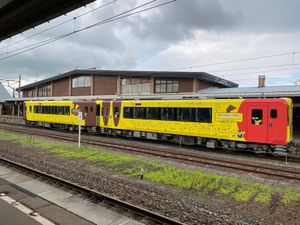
[26,120,297,157]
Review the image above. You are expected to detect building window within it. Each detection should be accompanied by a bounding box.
[37,84,51,97]
[72,76,91,88]
[121,78,150,94]
[27,89,35,97]
[155,80,179,93]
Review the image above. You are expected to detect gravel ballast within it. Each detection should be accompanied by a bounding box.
[0,137,300,225]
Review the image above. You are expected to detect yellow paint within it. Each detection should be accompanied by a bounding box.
[285,98,293,143]
[99,99,247,142]
[25,101,85,126]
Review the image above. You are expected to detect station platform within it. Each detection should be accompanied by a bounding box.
[0,164,144,225]
[0,197,44,225]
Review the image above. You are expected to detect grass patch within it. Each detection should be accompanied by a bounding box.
[1,130,300,205]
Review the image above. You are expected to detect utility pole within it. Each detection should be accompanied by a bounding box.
[18,75,21,98]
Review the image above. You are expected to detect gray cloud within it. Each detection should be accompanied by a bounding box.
[1,0,300,89]
[220,0,300,33]
[127,0,236,41]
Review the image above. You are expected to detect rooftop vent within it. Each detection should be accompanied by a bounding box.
[258,75,265,88]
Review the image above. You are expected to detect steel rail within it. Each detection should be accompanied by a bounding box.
[1,125,300,182]
[0,157,185,225]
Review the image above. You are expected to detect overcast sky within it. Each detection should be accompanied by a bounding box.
[1,0,300,91]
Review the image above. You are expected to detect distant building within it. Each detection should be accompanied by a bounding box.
[18,69,237,98]
[0,83,11,115]
[0,83,10,102]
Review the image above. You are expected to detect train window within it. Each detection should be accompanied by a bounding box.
[252,109,263,125]
[147,108,158,120]
[114,107,120,118]
[29,106,32,112]
[50,106,57,114]
[182,108,191,121]
[177,108,183,121]
[96,105,100,116]
[84,107,89,113]
[90,106,93,112]
[57,106,63,115]
[124,107,133,118]
[270,109,277,119]
[134,107,145,119]
[177,108,191,121]
[38,106,43,114]
[161,108,175,120]
[44,106,49,114]
[63,106,70,115]
[197,108,212,123]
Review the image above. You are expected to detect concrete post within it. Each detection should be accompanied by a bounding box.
[69,76,72,96]
[17,104,20,117]
[90,74,94,96]
[150,77,155,94]
[117,75,121,95]
[192,78,197,92]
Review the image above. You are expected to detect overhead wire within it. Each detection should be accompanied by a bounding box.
[0,0,118,51]
[171,51,300,71]
[230,73,300,82]
[206,62,300,73]
[0,0,176,62]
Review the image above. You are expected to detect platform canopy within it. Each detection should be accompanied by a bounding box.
[0,0,96,42]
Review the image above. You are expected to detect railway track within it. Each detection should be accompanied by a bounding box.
[1,124,300,182]
[0,157,184,225]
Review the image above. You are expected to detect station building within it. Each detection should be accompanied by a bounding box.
[18,69,237,98]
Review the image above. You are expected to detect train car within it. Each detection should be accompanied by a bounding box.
[24,101,99,131]
[23,98,294,155]
[98,98,294,155]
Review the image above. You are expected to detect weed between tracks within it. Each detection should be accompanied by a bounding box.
[1,130,300,205]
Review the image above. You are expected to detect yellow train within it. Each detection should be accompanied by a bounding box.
[24,98,294,155]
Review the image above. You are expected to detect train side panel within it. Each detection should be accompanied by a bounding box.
[25,101,86,126]
[101,99,247,142]
[100,98,292,146]
[237,98,291,145]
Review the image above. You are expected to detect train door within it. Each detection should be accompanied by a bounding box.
[102,101,110,126]
[267,105,287,144]
[246,105,268,143]
[75,102,97,126]
[96,103,101,127]
[112,101,121,127]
